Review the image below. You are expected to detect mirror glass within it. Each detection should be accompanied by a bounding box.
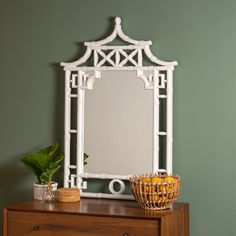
[84,71,153,176]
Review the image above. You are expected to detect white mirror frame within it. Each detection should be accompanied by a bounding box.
[61,17,177,200]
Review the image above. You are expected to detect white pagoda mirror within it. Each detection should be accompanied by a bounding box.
[61,17,177,199]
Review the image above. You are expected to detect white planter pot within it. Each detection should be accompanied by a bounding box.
[33,182,58,200]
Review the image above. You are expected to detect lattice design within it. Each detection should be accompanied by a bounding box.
[70,73,78,88]
[94,49,140,67]
[137,71,167,90]
[69,72,96,91]
[68,174,76,188]
[159,73,167,89]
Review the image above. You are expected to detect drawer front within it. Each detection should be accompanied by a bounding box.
[8,211,159,236]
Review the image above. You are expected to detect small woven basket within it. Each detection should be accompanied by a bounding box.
[130,173,180,210]
[56,188,80,203]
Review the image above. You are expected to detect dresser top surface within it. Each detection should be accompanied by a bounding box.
[5,198,188,220]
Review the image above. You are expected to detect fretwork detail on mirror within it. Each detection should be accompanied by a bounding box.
[137,70,167,89]
[61,17,177,200]
[94,48,140,67]
[67,173,132,199]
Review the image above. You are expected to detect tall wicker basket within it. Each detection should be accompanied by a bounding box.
[130,173,180,210]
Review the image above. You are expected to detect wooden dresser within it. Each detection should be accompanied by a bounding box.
[3,198,189,236]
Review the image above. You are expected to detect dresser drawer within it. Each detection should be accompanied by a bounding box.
[7,211,159,236]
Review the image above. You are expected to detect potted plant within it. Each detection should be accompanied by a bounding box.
[21,142,63,200]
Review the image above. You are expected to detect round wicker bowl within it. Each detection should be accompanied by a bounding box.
[130,173,180,210]
[56,188,80,203]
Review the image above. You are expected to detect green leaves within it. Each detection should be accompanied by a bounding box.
[48,142,59,156]
[21,143,90,183]
[39,152,63,183]
[21,143,63,184]
[21,152,45,183]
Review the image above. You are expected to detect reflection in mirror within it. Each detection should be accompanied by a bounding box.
[84,71,152,175]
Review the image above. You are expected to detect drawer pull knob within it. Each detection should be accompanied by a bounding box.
[123,233,129,236]
[32,226,39,231]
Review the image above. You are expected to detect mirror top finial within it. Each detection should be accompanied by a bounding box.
[61,16,177,69]
[115,17,121,25]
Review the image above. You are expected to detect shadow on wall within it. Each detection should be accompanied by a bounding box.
[51,62,65,147]
[50,62,67,188]
[0,157,33,201]
[0,156,33,233]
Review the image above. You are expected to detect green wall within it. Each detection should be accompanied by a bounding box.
[1,0,236,235]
